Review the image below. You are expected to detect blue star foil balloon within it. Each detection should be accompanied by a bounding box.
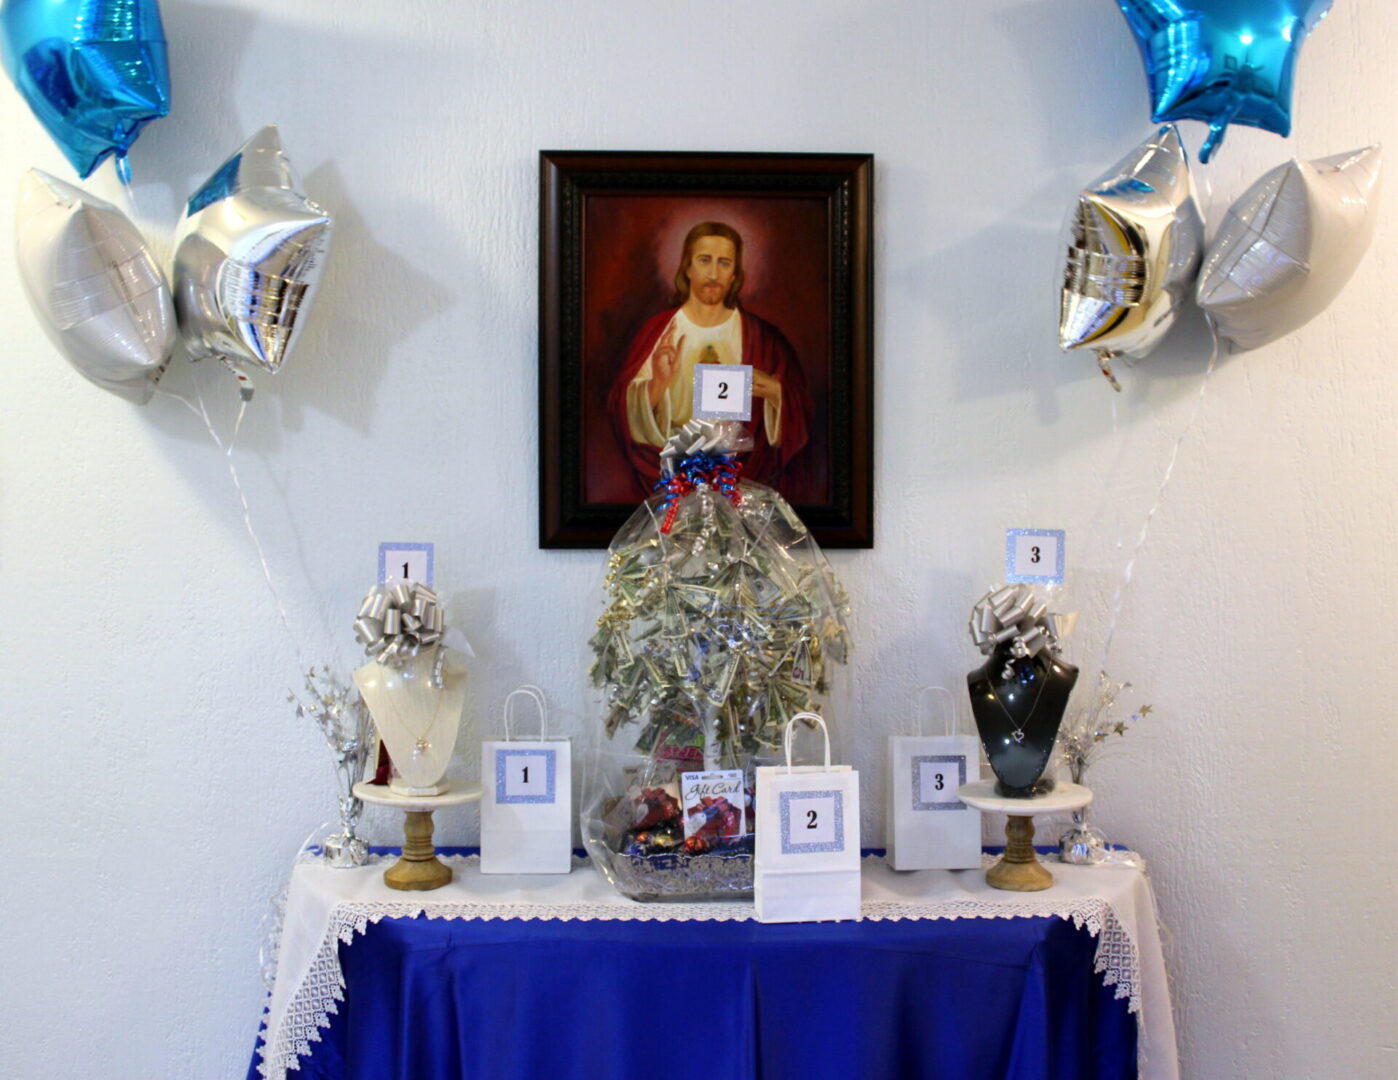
[0,0,171,179]
[1116,0,1333,163]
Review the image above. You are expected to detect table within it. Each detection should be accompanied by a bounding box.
[250,852,1177,1080]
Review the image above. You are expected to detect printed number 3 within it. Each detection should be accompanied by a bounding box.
[934,773,944,791]
[806,809,818,829]
[1030,546,1041,564]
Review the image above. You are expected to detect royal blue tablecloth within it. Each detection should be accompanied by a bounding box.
[249,909,1136,1080]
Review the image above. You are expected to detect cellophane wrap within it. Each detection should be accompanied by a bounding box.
[583,434,852,901]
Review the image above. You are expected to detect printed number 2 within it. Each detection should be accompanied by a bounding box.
[1030,546,1041,564]
[806,809,818,829]
[717,381,729,400]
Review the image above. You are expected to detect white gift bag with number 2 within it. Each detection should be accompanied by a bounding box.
[481,686,572,874]
[755,712,861,923]
[886,686,982,871]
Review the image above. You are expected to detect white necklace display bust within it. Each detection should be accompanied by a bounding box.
[354,648,467,796]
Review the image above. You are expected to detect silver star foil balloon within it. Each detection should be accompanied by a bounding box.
[172,125,333,398]
[1197,144,1382,353]
[14,168,174,403]
[1059,125,1204,390]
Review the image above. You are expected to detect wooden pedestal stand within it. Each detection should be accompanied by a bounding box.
[956,780,1092,892]
[353,778,483,891]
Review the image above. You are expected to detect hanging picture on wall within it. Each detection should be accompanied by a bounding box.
[539,151,874,548]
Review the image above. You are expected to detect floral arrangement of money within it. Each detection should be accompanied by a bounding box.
[583,420,851,899]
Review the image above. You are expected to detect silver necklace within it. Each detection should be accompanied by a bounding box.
[378,687,448,760]
[986,668,1049,745]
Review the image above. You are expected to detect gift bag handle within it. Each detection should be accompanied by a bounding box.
[503,685,548,741]
[916,685,960,738]
[784,711,832,773]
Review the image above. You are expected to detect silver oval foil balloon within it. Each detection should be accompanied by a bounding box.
[1197,145,1382,353]
[14,169,174,403]
[1059,125,1204,390]
[172,125,333,397]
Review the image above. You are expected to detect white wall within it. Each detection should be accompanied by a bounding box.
[2,2,1393,1076]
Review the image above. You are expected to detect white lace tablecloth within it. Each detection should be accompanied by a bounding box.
[258,853,1177,1080]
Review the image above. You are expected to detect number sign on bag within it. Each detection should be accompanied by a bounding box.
[754,712,861,924]
[481,686,572,874]
[886,686,982,871]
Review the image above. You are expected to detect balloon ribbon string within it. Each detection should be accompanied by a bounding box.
[110,151,140,223]
[154,369,308,671]
[1096,328,1219,677]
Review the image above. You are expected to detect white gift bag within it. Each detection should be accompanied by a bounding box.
[886,686,983,871]
[754,712,861,924]
[481,686,572,874]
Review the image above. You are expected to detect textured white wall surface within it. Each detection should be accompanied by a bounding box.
[2,1,1394,1076]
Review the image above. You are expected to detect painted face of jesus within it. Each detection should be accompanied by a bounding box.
[685,235,737,306]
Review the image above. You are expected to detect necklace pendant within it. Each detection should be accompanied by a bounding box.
[413,737,430,758]
[1012,730,1025,744]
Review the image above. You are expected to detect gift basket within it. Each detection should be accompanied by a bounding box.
[583,419,852,901]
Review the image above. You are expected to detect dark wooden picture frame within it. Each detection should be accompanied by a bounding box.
[539,151,873,548]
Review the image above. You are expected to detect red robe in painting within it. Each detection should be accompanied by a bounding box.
[607,306,811,498]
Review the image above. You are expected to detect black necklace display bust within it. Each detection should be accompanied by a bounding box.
[967,647,1079,797]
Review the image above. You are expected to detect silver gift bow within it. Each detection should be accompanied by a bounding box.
[354,582,448,687]
[659,418,732,479]
[968,584,1077,679]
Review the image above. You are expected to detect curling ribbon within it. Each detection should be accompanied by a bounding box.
[654,453,742,534]
[354,582,451,687]
[968,584,1078,679]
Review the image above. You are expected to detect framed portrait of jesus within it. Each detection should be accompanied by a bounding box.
[539,151,873,548]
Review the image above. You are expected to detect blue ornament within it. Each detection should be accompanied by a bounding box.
[0,0,171,179]
[1116,0,1333,163]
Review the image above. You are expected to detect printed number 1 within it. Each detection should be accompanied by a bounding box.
[522,766,529,784]
[402,561,410,578]
[717,381,729,400]
[806,809,818,829]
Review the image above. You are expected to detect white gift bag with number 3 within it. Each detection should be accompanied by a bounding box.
[481,686,572,874]
[886,686,982,871]
[754,712,861,923]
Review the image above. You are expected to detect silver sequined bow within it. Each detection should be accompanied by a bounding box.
[968,584,1077,679]
[354,582,448,686]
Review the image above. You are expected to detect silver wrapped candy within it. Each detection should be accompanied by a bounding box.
[14,169,174,403]
[1197,144,1382,353]
[1059,125,1204,390]
[172,124,333,398]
